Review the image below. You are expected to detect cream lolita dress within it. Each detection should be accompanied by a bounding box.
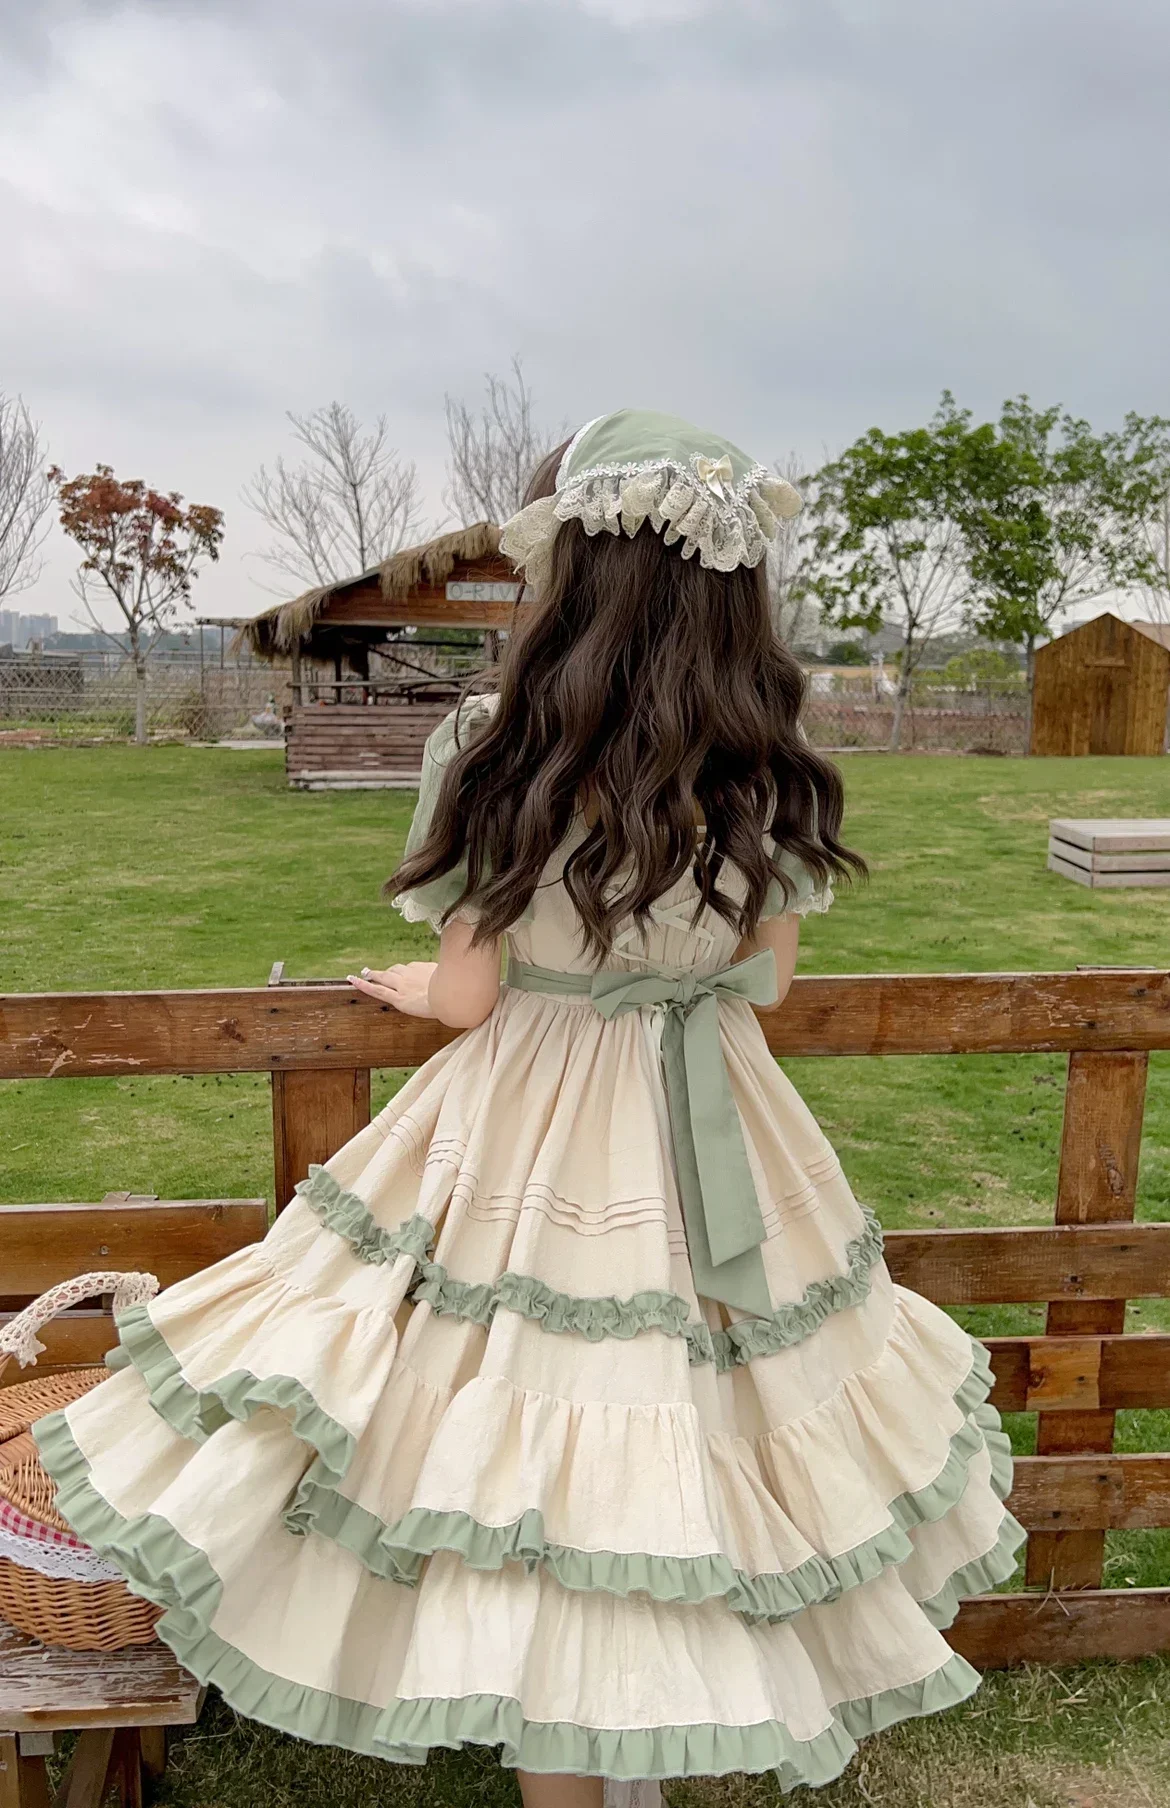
[36,697,1024,1787]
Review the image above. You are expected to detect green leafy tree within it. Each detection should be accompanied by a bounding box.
[810,395,1000,750]
[959,400,1170,696]
[1132,454,1170,631]
[826,639,869,666]
[939,647,1025,690]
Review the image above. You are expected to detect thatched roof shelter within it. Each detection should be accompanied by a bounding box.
[234,523,516,664]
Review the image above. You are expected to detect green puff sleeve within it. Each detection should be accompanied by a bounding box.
[760,836,835,920]
[392,695,497,935]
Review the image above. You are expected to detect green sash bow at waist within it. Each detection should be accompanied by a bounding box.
[506,951,778,1317]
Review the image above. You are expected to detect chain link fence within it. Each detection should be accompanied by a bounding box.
[0,637,501,744]
[0,648,1029,754]
[802,670,1028,754]
[0,649,287,742]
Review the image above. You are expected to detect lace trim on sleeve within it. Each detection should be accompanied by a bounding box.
[785,883,834,918]
[392,895,480,934]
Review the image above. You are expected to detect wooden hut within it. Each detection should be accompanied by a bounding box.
[1030,612,1170,757]
[235,525,519,788]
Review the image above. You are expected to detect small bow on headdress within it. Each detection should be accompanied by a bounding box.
[694,453,734,493]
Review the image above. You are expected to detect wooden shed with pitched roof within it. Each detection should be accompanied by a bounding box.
[1030,612,1170,757]
[235,524,518,788]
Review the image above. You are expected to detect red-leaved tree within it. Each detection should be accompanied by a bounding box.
[51,464,224,743]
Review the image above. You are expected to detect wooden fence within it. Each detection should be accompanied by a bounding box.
[3,968,1170,1668]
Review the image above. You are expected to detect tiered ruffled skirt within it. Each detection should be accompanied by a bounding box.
[35,987,1024,1785]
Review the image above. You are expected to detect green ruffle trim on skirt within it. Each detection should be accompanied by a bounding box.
[918,1511,1027,1631]
[712,1207,884,1370]
[109,1302,355,1485]
[32,1408,983,1783]
[412,1208,884,1373]
[299,1154,886,1373]
[295,1165,434,1266]
[284,1338,1019,1624]
[412,1260,703,1350]
[101,1250,1017,1636]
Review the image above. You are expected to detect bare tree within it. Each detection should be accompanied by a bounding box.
[244,403,424,591]
[765,454,818,646]
[445,357,563,525]
[0,395,53,602]
[1134,480,1170,627]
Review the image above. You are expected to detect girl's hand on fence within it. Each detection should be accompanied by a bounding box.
[347,963,438,1018]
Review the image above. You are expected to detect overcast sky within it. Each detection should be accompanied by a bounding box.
[4,0,1170,627]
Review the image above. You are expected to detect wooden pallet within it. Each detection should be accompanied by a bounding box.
[1049,818,1170,889]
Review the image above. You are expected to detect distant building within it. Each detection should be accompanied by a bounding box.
[0,609,59,649]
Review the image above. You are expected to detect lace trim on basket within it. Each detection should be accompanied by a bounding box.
[0,1270,159,1370]
[0,1522,122,1583]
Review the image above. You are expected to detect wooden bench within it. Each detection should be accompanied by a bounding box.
[0,1194,267,1369]
[0,1194,266,1807]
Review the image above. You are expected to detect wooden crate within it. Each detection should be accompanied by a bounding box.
[1049,818,1170,889]
[3,968,1170,1666]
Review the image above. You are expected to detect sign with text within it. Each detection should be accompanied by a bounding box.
[445,581,521,604]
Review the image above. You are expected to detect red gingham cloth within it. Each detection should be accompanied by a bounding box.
[0,1493,86,1549]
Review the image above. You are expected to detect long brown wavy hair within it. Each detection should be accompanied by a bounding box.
[387,437,864,960]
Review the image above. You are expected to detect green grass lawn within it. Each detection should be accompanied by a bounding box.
[4,744,1170,1807]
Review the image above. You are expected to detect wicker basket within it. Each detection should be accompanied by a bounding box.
[0,1271,162,1651]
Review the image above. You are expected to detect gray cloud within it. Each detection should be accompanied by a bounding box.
[2,0,1168,621]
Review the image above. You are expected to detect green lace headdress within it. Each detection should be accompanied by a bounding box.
[499,408,803,592]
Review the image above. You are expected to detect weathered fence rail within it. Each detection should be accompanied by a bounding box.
[3,967,1169,1667]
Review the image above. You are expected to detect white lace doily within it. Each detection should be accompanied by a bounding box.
[0,1523,123,1584]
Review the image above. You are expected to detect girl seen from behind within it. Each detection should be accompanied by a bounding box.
[37,411,1024,1806]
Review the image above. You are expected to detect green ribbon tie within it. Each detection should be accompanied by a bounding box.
[507,951,778,1317]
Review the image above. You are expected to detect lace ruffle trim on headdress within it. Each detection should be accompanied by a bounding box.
[500,458,802,591]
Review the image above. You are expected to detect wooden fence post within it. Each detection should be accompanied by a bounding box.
[1025,1048,1149,1590]
[271,1068,371,1213]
